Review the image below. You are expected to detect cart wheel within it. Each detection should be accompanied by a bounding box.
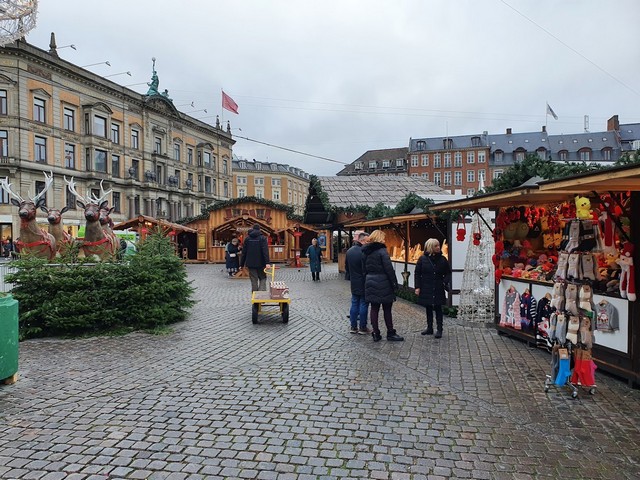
[252,303,259,324]
[282,303,289,324]
[571,390,578,399]
[589,387,596,395]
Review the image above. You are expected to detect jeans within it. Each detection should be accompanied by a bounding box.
[248,268,267,292]
[350,294,369,329]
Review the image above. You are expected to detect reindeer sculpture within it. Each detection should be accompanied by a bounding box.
[41,205,72,254]
[0,172,57,260]
[65,177,118,260]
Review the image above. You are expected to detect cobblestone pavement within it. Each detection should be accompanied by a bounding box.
[1,263,639,480]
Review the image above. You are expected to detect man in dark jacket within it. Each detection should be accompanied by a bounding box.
[240,224,270,291]
[345,231,370,334]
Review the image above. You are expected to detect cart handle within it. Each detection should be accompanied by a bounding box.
[264,264,279,281]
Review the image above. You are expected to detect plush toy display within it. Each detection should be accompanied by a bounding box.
[617,241,636,301]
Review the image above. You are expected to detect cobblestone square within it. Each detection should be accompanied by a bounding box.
[1,264,639,479]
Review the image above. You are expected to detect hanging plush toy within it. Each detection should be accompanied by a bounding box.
[456,215,466,241]
[617,242,636,301]
[575,195,592,220]
[599,194,617,254]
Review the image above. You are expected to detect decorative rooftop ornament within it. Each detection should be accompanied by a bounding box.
[0,0,38,47]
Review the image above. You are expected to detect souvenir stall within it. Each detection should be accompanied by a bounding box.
[343,212,470,306]
[431,164,640,386]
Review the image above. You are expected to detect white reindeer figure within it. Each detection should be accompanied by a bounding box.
[0,172,57,260]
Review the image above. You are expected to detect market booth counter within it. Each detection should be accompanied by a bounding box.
[431,164,640,386]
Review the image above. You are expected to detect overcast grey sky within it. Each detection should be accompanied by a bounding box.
[26,0,640,176]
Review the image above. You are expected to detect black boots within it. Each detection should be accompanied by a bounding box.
[387,330,404,342]
[311,272,320,281]
[372,331,382,342]
[435,318,443,339]
[421,320,434,336]
[422,320,442,338]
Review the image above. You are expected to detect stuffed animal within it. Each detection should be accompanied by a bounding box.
[575,196,592,220]
[617,242,636,301]
[599,194,617,254]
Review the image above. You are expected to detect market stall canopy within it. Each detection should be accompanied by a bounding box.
[430,163,640,211]
[113,215,197,234]
[343,213,432,229]
[305,175,455,225]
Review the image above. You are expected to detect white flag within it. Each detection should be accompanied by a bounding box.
[546,103,558,120]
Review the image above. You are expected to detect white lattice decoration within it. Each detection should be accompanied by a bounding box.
[458,209,495,323]
[0,1,38,47]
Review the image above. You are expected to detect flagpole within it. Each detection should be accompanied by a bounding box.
[220,88,224,130]
[545,101,548,130]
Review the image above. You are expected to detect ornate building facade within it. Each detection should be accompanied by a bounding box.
[0,36,234,241]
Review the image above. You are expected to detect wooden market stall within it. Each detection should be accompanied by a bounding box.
[183,199,319,264]
[113,215,198,258]
[430,163,640,386]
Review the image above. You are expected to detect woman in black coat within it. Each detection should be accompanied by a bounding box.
[225,238,241,276]
[415,238,452,338]
[362,229,404,342]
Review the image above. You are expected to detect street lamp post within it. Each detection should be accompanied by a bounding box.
[81,61,111,68]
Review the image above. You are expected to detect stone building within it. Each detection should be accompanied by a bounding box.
[0,35,234,242]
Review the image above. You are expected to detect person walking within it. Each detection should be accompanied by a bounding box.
[345,231,371,334]
[225,237,241,277]
[415,238,452,339]
[306,237,323,282]
[362,229,404,342]
[240,224,270,291]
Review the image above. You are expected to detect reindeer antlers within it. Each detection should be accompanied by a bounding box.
[64,176,88,204]
[31,171,54,205]
[90,179,112,205]
[0,177,25,203]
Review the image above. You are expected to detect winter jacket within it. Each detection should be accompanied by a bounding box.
[362,242,398,304]
[240,228,270,269]
[414,252,452,307]
[225,242,240,270]
[306,244,323,273]
[345,242,366,296]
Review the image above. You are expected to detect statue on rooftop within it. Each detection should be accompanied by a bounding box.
[147,57,159,96]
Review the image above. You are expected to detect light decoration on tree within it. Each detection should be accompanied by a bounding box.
[0,0,38,46]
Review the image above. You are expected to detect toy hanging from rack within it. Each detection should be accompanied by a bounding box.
[456,215,466,241]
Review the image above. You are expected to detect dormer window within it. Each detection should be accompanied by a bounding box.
[369,161,376,169]
[239,161,246,169]
[416,140,426,150]
[382,160,390,168]
[354,162,362,170]
[471,136,481,147]
[255,162,262,170]
[396,158,403,167]
[443,138,453,149]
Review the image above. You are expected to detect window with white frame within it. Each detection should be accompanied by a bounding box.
[255,177,264,185]
[369,161,376,169]
[237,176,247,184]
[111,123,120,144]
[467,188,476,196]
[453,152,461,166]
[467,151,475,164]
[382,160,390,168]
[131,129,139,149]
[238,188,246,197]
[433,172,441,186]
[478,169,486,181]
[421,154,428,166]
[493,169,503,179]
[421,172,429,180]
[411,155,418,167]
[579,149,592,161]
[35,136,47,162]
[63,107,75,131]
[467,170,475,183]
[33,98,46,123]
[558,150,568,161]
[354,162,362,170]
[444,153,451,168]
[478,151,486,163]
[0,90,7,115]
[411,173,419,177]
[515,151,525,162]
[93,115,107,137]
[0,130,8,156]
[174,143,181,161]
[443,171,451,185]
[433,154,441,168]
[272,189,281,201]
[396,158,403,167]
[454,171,462,185]
[602,148,612,161]
[255,187,264,199]
[272,178,281,186]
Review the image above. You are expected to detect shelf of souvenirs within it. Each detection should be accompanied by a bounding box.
[500,274,626,300]
[388,240,449,264]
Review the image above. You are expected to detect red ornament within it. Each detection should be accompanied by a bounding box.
[473,232,481,246]
[456,215,466,241]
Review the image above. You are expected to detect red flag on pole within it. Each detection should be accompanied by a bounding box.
[222,91,239,114]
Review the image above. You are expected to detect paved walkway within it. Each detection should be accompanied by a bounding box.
[1,263,639,480]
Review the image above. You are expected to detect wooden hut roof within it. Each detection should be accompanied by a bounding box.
[113,215,197,233]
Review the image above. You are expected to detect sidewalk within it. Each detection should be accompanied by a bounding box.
[0,263,639,479]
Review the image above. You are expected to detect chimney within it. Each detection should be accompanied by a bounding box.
[542,126,546,133]
[506,128,512,135]
[607,115,619,132]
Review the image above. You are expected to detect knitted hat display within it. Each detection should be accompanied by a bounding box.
[617,242,636,301]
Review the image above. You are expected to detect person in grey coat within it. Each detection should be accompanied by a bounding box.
[415,238,452,338]
[362,229,404,342]
[345,231,370,334]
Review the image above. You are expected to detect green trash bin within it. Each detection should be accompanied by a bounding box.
[0,293,19,383]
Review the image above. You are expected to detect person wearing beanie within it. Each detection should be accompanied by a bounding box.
[240,224,270,291]
[414,238,452,339]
